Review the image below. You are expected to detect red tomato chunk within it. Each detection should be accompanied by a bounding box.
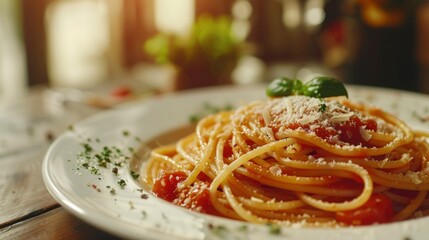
[336,193,394,226]
[152,171,217,214]
[336,116,377,146]
[314,127,337,139]
[152,171,187,202]
[284,116,377,146]
[111,86,132,98]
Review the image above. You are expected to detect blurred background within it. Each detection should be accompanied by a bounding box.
[1,0,429,104]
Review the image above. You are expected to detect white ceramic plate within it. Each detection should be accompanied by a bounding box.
[43,84,429,240]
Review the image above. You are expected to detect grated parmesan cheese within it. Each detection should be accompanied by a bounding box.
[378,158,389,168]
[330,112,354,124]
[262,126,276,141]
[408,172,423,185]
[232,95,397,149]
[269,165,282,175]
[260,109,272,125]
[250,196,264,203]
[359,126,372,142]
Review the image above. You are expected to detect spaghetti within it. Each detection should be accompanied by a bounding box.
[142,95,429,226]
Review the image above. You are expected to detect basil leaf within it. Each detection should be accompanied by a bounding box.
[303,76,348,98]
[292,78,304,95]
[266,77,301,97]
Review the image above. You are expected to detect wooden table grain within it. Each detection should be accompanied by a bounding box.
[0,88,123,239]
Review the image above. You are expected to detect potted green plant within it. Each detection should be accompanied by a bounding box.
[144,15,242,90]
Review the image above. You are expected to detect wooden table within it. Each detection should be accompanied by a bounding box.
[0,88,122,239]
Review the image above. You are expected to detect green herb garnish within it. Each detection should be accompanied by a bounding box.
[319,100,327,112]
[267,223,281,235]
[208,224,228,237]
[122,130,130,137]
[266,77,302,97]
[81,143,93,153]
[237,225,248,232]
[266,76,348,98]
[90,167,100,175]
[131,171,140,180]
[117,179,127,189]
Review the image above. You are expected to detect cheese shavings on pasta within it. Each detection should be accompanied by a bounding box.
[142,95,429,227]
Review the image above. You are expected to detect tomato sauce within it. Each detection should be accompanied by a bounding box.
[284,115,378,146]
[335,116,377,146]
[335,193,394,226]
[152,171,217,214]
